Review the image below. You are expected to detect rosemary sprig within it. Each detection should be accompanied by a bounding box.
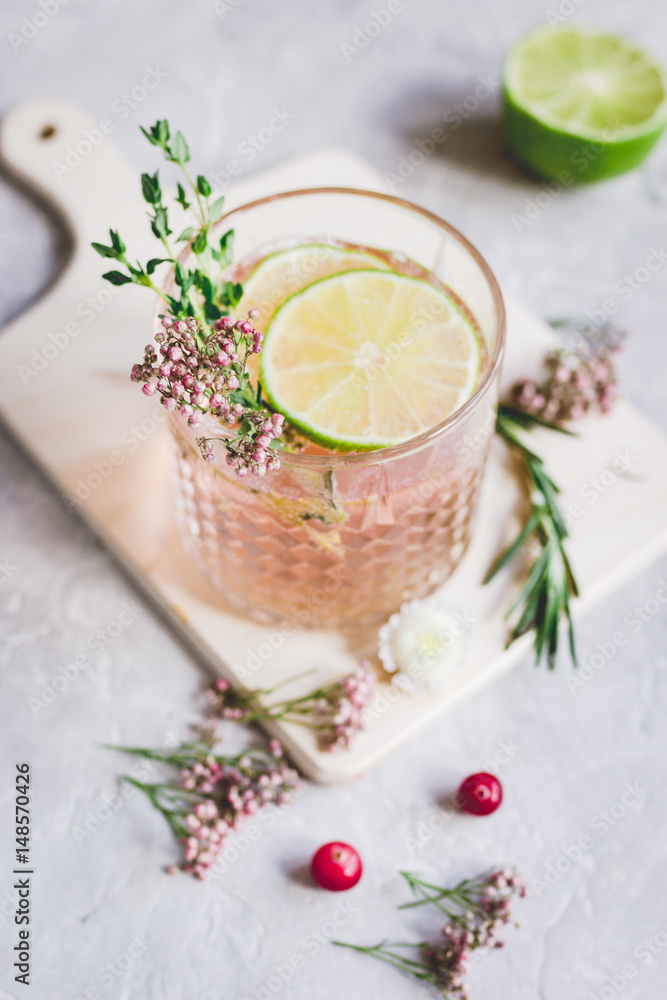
[487,405,579,670]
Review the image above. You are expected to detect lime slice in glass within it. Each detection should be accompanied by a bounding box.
[238,244,390,333]
[503,25,667,181]
[259,269,481,451]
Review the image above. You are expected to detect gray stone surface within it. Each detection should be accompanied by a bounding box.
[1,1,667,998]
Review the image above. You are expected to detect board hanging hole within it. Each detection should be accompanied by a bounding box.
[39,125,56,140]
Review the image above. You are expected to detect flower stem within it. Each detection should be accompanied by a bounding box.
[333,941,434,979]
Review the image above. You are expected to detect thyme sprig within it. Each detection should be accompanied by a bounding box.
[488,405,579,670]
[92,119,287,475]
[92,119,241,330]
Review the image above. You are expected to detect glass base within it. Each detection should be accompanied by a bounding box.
[170,425,485,631]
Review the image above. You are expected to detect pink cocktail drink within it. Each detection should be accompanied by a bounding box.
[165,190,505,630]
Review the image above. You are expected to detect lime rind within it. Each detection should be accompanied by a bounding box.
[243,242,391,284]
[260,268,482,452]
[238,243,391,331]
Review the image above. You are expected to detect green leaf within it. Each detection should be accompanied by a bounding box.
[141,171,161,205]
[139,125,158,147]
[176,227,196,243]
[565,599,577,665]
[196,273,214,301]
[562,548,579,599]
[91,241,118,260]
[157,119,170,145]
[174,262,187,287]
[218,228,234,266]
[532,463,566,536]
[209,195,225,221]
[192,231,208,255]
[220,281,243,309]
[495,414,542,463]
[513,587,541,637]
[174,266,195,296]
[176,183,190,210]
[204,300,222,322]
[196,174,211,197]
[165,293,182,315]
[140,120,170,149]
[484,511,539,583]
[151,206,171,240]
[141,173,154,203]
[219,281,234,306]
[102,270,133,286]
[497,404,577,437]
[146,257,172,275]
[507,546,550,619]
[172,131,190,164]
[109,229,126,255]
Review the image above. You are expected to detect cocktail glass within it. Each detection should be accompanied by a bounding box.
[163,188,505,630]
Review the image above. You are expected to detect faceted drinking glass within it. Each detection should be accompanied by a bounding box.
[163,188,505,630]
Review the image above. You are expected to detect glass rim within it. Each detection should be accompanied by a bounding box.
[159,186,506,470]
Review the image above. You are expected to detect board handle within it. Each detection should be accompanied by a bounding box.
[0,99,140,250]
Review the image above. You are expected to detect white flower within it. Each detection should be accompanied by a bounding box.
[378,595,469,694]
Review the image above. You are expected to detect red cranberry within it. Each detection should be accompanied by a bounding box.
[311,842,362,891]
[457,772,503,816]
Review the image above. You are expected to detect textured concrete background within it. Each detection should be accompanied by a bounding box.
[1,1,667,998]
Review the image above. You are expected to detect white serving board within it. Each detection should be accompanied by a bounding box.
[3,99,667,783]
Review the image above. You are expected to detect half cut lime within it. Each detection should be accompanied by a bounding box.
[503,25,667,181]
